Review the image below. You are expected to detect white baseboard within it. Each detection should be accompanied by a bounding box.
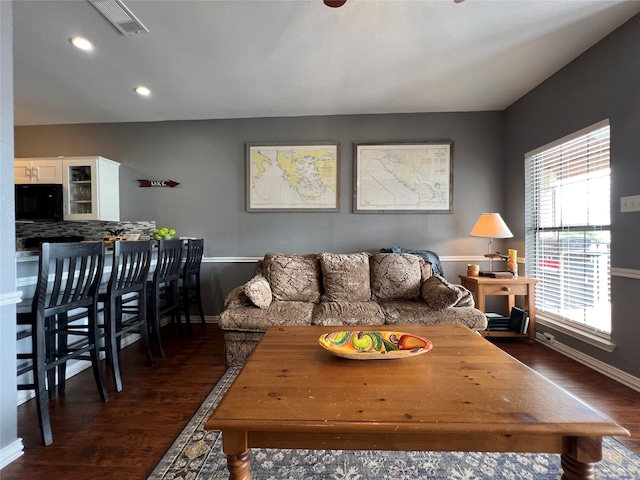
[536,333,640,393]
[0,439,24,469]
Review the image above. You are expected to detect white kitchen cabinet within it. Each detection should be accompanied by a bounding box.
[61,156,120,221]
[15,156,121,221]
[14,158,63,184]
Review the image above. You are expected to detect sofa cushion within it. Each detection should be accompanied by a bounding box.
[263,253,322,302]
[381,246,444,276]
[312,301,384,327]
[219,301,313,332]
[420,261,433,282]
[421,274,463,310]
[381,301,488,330]
[370,253,423,301]
[319,252,371,302]
[381,300,437,325]
[244,274,272,309]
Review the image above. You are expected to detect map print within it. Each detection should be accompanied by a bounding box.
[248,144,338,210]
[356,144,451,212]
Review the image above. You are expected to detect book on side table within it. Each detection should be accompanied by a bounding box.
[479,271,515,278]
[486,307,530,334]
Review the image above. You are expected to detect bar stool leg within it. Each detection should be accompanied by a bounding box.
[148,286,166,358]
[33,313,54,446]
[138,293,154,367]
[194,274,205,325]
[44,315,56,400]
[105,297,123,392]
[88,309,109,402]
[56,313,69,396]
[181,282,194,336]
[172,280,186,340]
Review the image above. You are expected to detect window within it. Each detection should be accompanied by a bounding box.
[525,120,611,336]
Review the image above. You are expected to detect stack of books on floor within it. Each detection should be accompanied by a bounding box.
[486,307,530,334]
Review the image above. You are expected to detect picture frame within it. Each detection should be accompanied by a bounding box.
[246,142,340,212]
[353,141,453,213]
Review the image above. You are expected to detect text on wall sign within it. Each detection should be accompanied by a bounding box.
[137,179,180,188]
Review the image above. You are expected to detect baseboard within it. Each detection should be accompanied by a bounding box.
[0,439,24,469]
[536,333,640,394]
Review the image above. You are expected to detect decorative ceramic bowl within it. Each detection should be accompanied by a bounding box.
[318,330,432,360]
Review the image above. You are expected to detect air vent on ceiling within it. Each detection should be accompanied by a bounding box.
[88,0,149,35]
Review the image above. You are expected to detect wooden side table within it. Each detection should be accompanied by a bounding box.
[459,275,538,343]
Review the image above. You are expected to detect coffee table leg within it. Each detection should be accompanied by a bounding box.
[222,430,252,480]
[560,436,601,480]
[226,450,251,480]
[560,453,594,480]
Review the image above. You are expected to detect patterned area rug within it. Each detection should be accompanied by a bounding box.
[147,367,640,480]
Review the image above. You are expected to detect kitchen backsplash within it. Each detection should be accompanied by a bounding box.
[16,220,156,245]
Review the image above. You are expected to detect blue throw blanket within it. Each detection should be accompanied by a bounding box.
[380,246,444,276]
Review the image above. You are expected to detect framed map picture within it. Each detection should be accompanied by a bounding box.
[246,142,340,212]
[353,142,453,213]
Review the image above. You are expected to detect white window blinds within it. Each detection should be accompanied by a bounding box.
[524,120,611,335]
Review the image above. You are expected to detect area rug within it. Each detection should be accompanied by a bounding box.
[147,367,640,479]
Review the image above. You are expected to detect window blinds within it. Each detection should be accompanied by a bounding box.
[524,121,611,334]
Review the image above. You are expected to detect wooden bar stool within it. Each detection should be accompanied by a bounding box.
[98,240,153,391]
[179,238,205,335]
[147,239,184,357]
[16,241,108,446]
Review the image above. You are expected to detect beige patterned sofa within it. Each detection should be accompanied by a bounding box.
[219,252,487,365]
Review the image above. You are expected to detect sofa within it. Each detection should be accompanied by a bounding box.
[219,251,488,366]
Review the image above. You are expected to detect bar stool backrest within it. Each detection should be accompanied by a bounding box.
[33,242,105,317]
[182,239,204,277]
[153,240,183,284]
[108,240,153,297]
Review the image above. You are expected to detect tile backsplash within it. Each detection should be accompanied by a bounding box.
[16,220,156,247]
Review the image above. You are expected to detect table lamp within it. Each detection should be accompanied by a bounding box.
[469,212,513,272]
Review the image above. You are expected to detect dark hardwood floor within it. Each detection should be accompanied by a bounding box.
[2,324,639,479]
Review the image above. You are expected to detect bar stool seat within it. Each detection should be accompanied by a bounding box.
[97,240,153,391]
[16,241,108,446]
[179,238,205,335]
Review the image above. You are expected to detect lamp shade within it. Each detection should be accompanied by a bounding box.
[469,213,513,239]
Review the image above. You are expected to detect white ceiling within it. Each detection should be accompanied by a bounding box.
[12,0,640,126]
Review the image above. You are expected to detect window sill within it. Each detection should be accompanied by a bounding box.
[537,314,616,353]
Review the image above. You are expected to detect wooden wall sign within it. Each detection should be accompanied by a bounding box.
[137,179,180,188]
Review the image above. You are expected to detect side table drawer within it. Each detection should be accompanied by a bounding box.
[484,283,529,296]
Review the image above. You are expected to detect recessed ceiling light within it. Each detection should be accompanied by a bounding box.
[70,36,94,52]
[135,86,151,96]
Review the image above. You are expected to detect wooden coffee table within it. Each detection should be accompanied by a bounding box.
[205,324,628,480]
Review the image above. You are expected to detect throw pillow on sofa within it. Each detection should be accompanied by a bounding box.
[263,253,322,302]
[319,252,371,302]
[370,253,423,301]
[421,274,463,310]
[244,274,272,309]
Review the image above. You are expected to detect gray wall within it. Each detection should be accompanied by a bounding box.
[15,111,507,313]
[504,14,640,376]
[1,0,19,462]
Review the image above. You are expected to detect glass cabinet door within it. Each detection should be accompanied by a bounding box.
[67,165,95,215]
[61,156,120,221]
